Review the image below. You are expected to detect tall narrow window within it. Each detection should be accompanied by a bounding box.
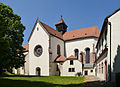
[74,49,79,59]
[86,48,90,63]
[102,63,103,74]
[57,45,61,56]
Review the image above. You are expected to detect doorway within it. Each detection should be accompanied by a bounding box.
[36,67,41,76]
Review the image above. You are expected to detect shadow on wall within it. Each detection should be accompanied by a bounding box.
[111,45,120,82]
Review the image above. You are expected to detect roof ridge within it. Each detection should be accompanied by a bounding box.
[64,26,98,33]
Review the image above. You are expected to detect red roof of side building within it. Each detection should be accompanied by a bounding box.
[55,55,66,62]
[63,26,100,41]
[67,55,77,59]
[23,44,29,52]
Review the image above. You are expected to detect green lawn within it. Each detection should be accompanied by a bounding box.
[0,76,84,87]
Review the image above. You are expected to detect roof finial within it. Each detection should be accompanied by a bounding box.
[61,15,63,19]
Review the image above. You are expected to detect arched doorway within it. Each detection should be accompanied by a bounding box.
[104,61,107,80]
[36,67,41,76]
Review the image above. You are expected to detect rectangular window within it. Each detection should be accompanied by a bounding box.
[70,60,73,65]
[68,68,71,72]
[56,65,59,71]
[68,68,75,72]
[72,68,75,72]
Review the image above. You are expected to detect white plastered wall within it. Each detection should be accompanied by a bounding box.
[29,22,49,76]
[50,36,64,75]
[65,38,97,58]
[61,60,82,76]
[108,10,120,82]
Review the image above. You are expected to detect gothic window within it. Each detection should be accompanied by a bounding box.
[57,45,61,56]
[74,49,79,59]
[85,48,90,63]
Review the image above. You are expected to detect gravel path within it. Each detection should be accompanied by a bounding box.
[83,75,106,87]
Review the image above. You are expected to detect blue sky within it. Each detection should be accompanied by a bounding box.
[1,0,120,45]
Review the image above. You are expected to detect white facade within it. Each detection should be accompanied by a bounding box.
[65,38,97,58]
[96,9,120,82]
[29,22,50,76]
[62,59,82,76]
[13,18,99,77]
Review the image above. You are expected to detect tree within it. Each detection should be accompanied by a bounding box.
[0,3,25,74]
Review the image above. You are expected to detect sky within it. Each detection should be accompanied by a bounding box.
[1,0,120,46]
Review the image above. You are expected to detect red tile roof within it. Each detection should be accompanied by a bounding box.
[63,26,100,41]
[67,55,77,59]
[40,22,63,40]
[28,19,100,43]
[55,55,66,62]
[23,44,29,52]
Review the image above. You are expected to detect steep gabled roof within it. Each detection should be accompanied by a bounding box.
[28,19,100,42]
[28,19,63,42]
[63,26,100,41]
[40,22,63,40]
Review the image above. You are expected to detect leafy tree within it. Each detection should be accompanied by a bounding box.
[0,3,25,74]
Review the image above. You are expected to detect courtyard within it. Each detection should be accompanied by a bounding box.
[0,74,115,87]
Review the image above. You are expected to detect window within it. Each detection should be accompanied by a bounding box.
[37,27,39,31]
[86,48,90,63]
[56,65,59,71]
[57,45,61,56]
[91,70,93,72]
[74,49,79,59]
[70,60,73,65]
[102,63,103,74]
[68,68,75,72]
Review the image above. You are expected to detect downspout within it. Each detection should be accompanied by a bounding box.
[108,21,111,82]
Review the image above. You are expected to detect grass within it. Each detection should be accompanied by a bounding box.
[0,76,84,87]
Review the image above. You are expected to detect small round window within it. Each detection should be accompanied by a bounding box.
[34,45,43,57]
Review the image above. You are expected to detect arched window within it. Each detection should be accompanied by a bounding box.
[85,48,90,63]
[57,45,61,56]
[74,49,79,59]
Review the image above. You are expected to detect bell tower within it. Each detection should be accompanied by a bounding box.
[55,16,68,34]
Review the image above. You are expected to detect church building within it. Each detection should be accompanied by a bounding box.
[13,17,100,76]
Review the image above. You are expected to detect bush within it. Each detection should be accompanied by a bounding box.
[116,72,120,87]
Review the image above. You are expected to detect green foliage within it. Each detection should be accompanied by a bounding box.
[0,3,25,73]
[0,76,84,87]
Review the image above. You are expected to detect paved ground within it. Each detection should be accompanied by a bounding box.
[83,75,106,87]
